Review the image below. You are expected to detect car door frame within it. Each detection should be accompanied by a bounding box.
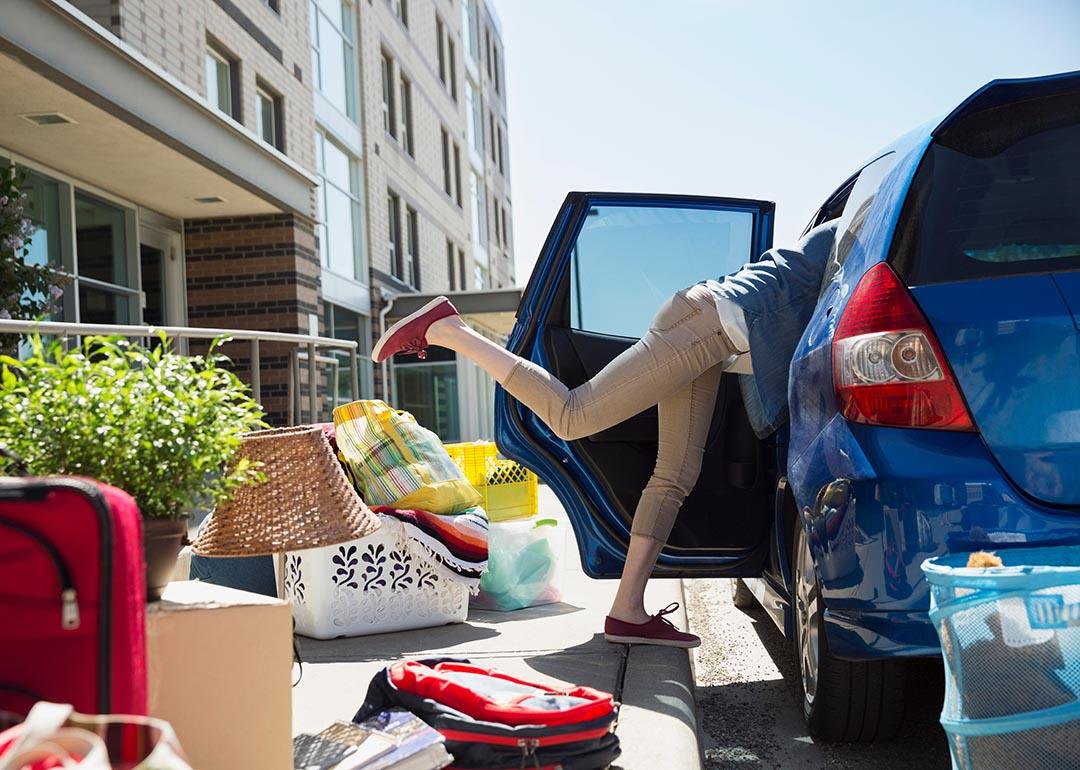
[496,191,778,579]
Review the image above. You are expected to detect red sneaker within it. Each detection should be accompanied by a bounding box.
[604,603,700,648]
[373,296,459,363]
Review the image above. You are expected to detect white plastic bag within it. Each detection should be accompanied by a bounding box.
[472,518,564,611]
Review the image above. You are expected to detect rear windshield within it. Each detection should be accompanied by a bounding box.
[893,115,1080,284]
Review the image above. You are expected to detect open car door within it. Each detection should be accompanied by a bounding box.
[495,192,777,578]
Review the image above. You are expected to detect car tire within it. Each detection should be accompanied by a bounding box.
[792,525,907,742]
[731,578,756,610]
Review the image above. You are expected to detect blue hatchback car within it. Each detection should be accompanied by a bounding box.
[494,70,1080,741]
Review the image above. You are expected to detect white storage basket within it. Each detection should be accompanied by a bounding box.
[279,516,468,639]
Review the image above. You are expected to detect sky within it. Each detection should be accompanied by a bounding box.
[494,0,1080,281]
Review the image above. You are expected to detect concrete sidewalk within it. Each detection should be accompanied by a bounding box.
[291,485,702,770]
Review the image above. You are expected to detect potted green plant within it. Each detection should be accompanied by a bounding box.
[0,335,266,600]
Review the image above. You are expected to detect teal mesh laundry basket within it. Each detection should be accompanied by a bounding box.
[922,547,1080,769]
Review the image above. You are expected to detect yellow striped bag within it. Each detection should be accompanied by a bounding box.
[332,399,481,515]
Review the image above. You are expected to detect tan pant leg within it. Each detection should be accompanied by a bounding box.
[630,363,723,543]
[501,284,734,441]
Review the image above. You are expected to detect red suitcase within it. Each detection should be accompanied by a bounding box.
[0,476,147,716]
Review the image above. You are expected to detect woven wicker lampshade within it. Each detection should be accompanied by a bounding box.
[191,425,379,556]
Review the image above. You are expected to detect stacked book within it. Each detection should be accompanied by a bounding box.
[293,709,452,770]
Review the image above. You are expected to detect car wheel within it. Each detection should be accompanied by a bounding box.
[731,578,756,610]
[793,525,907,742]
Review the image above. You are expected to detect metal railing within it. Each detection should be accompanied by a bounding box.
[0,319,363,425]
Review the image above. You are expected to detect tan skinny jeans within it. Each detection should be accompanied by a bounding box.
[501,284,739,544]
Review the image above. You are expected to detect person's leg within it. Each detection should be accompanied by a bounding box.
[608,363,723,624]
[426,284,732,441]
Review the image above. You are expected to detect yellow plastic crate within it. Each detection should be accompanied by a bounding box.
[444,441,539,522]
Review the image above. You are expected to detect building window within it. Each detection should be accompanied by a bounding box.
[493,45,501,95]
[453,143,463,207]
[256,82,284,150]
[325,304,373,410]
[484,26,492,78]
[205,42,240,119]
[457,247,467,290]
[387,190,402,279]
[310,0,358,120]
[316,132,366,281]
[501,205,509,249]
[394,356,460,441]
[441,128,452,196]
[465,80,483,156]
[262,0,280,12]
[380,52,396,137]
[447,238,456,291]
[405,206,420,289]
[462,0,479,63]
[399,74,414,157]
[436,15,447,86]
[469,170,486,247]
[74,192,138,325]
[448,37,458,101]
[496,123,504,174]
[391,0,408,27]
[488,111,497,162]
[492,199,500,245]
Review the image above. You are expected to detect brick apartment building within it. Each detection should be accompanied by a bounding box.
[0,0,514,439]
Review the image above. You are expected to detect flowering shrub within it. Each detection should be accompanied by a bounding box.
[0,165,63,328]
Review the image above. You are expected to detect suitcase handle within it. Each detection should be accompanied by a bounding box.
[0,446,28,476]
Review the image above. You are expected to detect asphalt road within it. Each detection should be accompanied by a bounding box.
[685,579,954,770]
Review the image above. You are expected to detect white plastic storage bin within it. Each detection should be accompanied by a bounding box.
[278,516,468,639]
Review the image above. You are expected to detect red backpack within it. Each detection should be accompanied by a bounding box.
[354,659,620,770]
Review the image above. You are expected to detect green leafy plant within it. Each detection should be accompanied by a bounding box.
[0,334,267,519]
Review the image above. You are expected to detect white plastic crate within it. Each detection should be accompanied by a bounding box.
[278,516,468,639]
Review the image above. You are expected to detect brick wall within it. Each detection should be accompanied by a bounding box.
[82,0,317,175]
[184,213,324,424]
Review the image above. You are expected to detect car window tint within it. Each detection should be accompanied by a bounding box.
[569,205,754,339]
[817,153,897,295]
[894,121,1080,284]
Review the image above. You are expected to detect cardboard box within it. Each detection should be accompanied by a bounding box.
[147,581,293,770]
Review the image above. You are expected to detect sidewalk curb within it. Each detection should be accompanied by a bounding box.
[614,578,703,769]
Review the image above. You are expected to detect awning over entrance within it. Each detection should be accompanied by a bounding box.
[0,0,316,220]
[386,288,523,337]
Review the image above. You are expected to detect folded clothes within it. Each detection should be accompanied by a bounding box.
[373,505,488,591]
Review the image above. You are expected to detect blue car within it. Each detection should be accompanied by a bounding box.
[494,69,1080,741]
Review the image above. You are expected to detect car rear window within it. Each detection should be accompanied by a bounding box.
[892,102,1080,284]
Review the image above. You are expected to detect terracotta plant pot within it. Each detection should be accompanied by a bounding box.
[143,517,188,602]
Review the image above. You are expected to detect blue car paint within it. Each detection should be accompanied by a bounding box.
[913,277,1080,506]
[496,72,1080,662]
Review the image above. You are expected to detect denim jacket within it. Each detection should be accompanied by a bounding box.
[706,221,838,438]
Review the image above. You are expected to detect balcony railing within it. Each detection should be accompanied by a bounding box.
[0,319,363,426]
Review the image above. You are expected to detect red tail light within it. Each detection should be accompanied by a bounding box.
[832,263,975,431]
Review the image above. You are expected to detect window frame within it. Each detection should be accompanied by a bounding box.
[388,190,403,280]
[205,41,241,120]
[405,205,420,289]
[255,80,284,151]
[398,73,414,156]
[381,51,397,138]
[309,0,359,121]
[316,131,367,281]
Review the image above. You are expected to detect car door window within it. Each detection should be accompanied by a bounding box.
[569,205,754,339]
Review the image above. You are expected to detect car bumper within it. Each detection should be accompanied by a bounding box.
[790,417,1080,656]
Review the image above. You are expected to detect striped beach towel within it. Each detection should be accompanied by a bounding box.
[333,400,481,515]
[373,505,488,591]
